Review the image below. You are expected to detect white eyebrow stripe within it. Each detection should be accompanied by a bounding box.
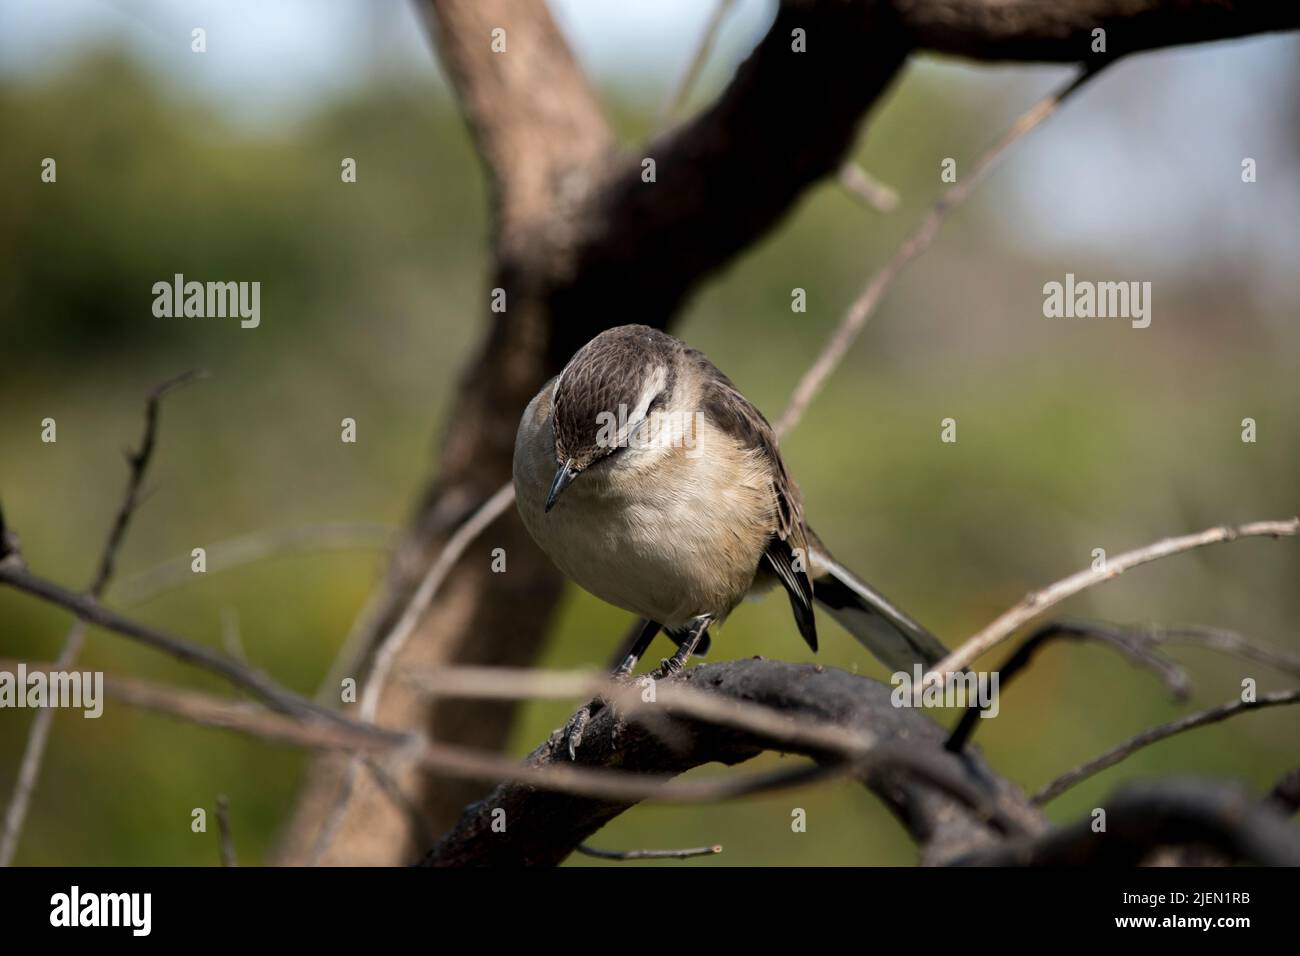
[614,365,668,447]
[631,366,668,421]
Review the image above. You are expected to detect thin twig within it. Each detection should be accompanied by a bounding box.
[1154,625,1300,678]
[0,660,394,752]
[113,521,393,607]
[0,370,200,867]
[0,626,86,868]
[0,657,1000,820]
[837,163,900,214]
[575,842,722,861]
[361,483,517,723]
[921,518,1300,695]
[776,64,1107,438]
[0,564,367,731]
[215,795,237,867]
[362,757,439,851]
[90,371,206,593]
[658,0,734,127]
[3,514,1292,824]
[305,765,358,867]
[1033,690,1300,805]
[306,483,516,864]
[220,607,245,662]
[945,619,1190,753]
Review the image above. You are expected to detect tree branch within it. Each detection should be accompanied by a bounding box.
[893,0,1300,62]
[922,518,1299,691]
[954,778,1300,866]
[945,619,1191,754]
[0,563,369,732]
[421,659,1045,866]
[421,0,612,248]
[1033,690,1300,804]
[0,370,199,867]
[776,64,1105,436]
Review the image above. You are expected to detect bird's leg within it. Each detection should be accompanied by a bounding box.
[610,617,663,676]
[653,616,712,679]
[563,618,661,759]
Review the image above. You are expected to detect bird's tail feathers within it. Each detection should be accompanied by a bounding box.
[808,547,947,673]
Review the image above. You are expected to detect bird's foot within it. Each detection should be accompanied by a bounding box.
[560,672,637,760]
[561,702,600,760]
[651,656,686,680]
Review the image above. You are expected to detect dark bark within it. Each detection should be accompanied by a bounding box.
[953,779,1300,866]
[421,659,1045,866]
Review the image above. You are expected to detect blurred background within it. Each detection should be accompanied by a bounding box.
[0,0,1297,866]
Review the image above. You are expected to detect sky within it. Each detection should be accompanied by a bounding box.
[2,0,1297,274]
[0,0,774,116]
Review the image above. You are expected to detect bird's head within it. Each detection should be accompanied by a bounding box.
[545,325,687,511]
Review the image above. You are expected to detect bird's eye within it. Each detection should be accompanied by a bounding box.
[648,392,666,413]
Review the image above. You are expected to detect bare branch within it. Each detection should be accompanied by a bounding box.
[956,779,1300,866]
[0,563,374,732]
[945,619,1191,754]
[421,659,1044,866]
[362,484,517,723]
[776,64,1105,437]
[1034,690,1300,805]
[923,518,1300,692]
[893,0,1300,62]
[90,370,204,593]
[575,842,722,861]
[0,658,805,827]
[420,0,611,246]
[837,163,900,214]
[307,483,516,863]
[114,521,392,608]
[0,625,85,867]
[0,370,199,867]
[1155,625,1300,679]
[658,0,735,126]
[215,795,237,867]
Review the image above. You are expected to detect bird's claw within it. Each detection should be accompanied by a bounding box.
[652,656,684,680]
[562,704,595,760]
[561,671,643,759]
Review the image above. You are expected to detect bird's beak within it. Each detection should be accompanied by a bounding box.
[544,459,580,513]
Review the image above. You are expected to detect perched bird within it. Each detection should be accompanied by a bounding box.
[513,324,947,679]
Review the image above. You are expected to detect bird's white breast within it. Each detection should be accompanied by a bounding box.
[513,386,774,629]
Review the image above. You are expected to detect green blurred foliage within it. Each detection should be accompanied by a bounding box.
[1,51,1296,866]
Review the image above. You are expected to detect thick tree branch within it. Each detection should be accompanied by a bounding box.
[893,0,1300,62]
[422,0,612,250]
[954,779,1300,866]
[421,659,1045,867]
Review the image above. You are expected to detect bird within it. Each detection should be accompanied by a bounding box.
[512,324,948,682]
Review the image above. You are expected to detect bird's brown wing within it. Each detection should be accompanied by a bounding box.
[691,349,817,650]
